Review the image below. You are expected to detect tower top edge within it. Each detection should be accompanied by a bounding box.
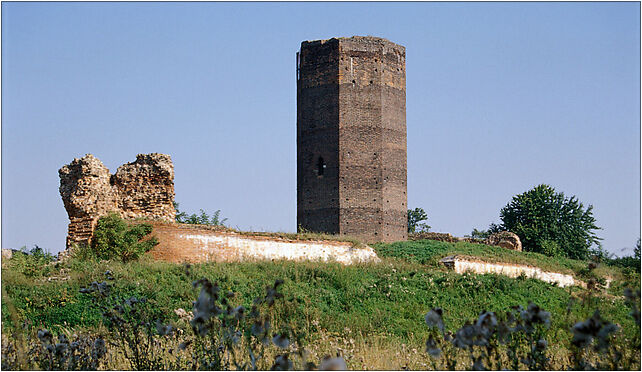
[300,36,404,50]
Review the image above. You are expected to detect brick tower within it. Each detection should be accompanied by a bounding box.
[297,36,407,243]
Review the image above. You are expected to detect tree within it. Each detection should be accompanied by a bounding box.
[408,208,431,233]
[498,184,601,260]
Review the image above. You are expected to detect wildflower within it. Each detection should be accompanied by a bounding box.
[496,322,511,344]
[191,278,222,336]
[425,336,441,358]
[249,305,260,318]
[264,280,284,306]
[251,320,266,336]
[425,308,444,333]
[92,338,106,360]
[536,339,547,351]
[453,322,483,348]
[155,320,174,336]
[319,356,347,370]
[54,342,67,356]
[37,329,53,344]
[476,311,497,338]
[271,354,293,370]
[473,356,485,371]
[571,310,618,351]
[272,333,290,349]
[233,305,245,320]
[225,328,241,344]
[520,302,550,332]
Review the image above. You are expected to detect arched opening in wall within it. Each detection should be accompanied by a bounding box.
[317,157,326,176]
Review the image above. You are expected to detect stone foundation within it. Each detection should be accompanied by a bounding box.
[440,255,578,287]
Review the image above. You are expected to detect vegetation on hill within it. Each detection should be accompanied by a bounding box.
[174,202,228,226]
[1,216,639,370]
[2,242,640,369]
[479,184,601,260]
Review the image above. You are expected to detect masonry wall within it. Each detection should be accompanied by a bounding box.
[145,222,379,265]
[297,38,341,233]
[297,36,407,243]
[59,153,175,248]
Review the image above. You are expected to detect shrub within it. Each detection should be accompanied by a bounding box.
[8,245,55,278]
[497,184,601,260]
[174,202,228,226]
[91,213,158,262]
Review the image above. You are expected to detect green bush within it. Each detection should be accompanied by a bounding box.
[497,184,601,260]
[539,240,562,258]
[7,245,55,278]
[91,213,158,262]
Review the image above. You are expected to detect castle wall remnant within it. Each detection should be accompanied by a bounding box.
[297,36,408,243]
[59,153,175,248]
[145,222,380,265]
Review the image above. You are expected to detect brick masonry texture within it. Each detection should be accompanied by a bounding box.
[297,36,408,243]
[59,153,175,248]
[144,222,380,265]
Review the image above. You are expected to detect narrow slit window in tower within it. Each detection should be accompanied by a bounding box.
[317,157,326,176]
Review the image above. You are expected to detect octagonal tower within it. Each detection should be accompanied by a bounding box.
[297,36,407,243]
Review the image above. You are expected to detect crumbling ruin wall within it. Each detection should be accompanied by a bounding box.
[143,222,380,265]
[409,231,523,251]
[113,154,176,221]
[59,153,175,249]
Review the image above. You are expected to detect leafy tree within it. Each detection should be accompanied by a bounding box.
[91,213,158,262]
[408,208,431,233]
[497,184,601,260]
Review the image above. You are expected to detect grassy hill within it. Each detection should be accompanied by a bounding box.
[1,238,639,369]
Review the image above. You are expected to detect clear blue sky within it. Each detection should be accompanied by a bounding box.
[2,2,640,256]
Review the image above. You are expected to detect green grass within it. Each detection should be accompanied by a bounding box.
[373,239,623,280]
[2,253,637,347]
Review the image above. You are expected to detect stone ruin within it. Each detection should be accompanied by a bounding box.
[59,153,175,249]
[485,231,522,252]
[409,231,522,251]
[57,152,379,265]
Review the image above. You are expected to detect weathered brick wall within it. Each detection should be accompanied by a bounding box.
[297,36,407,243]
[143,222,379,265]
[59,153,175,248]
[113,154,176,221]
[297,38,341,234]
